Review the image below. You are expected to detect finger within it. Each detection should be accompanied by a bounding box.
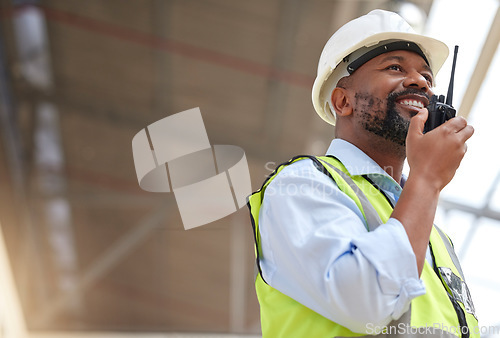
[444,116,467,132]
[408,108,428,135]
[457,124,474,142]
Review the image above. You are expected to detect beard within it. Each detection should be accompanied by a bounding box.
[356,89,427,146]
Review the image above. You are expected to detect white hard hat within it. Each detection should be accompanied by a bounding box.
[311,9,449,125]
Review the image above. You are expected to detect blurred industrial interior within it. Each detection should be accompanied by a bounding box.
[0,0,499,337]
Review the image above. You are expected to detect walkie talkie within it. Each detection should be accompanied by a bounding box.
[423,45,459,133]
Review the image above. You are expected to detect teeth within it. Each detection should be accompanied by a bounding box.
[401,99,424,109]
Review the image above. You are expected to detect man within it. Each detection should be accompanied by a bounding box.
[248,9,478,338]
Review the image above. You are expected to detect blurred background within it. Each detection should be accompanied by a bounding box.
[0,0,498,337]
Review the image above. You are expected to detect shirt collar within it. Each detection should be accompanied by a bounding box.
[325,138,405,188]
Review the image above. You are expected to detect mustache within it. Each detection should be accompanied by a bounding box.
[387,89,430,104]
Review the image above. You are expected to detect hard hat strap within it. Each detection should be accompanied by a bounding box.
[346,40,429,75]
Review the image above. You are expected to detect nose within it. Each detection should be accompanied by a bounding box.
[403,70,431,92]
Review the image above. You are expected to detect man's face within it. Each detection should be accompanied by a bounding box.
[346,50,434,146]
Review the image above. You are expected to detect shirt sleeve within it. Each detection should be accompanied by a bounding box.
[258,159,426,334]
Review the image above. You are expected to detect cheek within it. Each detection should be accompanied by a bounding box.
[353,76,399,102]
[353,92,385,115]
[370,74,403,95]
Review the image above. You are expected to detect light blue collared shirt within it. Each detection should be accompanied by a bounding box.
[259,139,427,334]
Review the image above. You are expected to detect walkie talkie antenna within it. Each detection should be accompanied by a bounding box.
[445,45,459,106]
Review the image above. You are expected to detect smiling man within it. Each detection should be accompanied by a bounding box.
[248,9,479,338]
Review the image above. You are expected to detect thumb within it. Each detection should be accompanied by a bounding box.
[408,108,428,136]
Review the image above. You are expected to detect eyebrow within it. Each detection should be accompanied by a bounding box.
[379,55,434,77]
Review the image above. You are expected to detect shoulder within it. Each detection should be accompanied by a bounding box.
[266,156,333,185]
[262,156,341,202]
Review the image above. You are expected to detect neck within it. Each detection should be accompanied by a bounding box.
[363,143,406,184]
[338,134,406,184]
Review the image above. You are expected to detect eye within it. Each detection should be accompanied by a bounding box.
[386,64,403,72]
[422,74,434,86]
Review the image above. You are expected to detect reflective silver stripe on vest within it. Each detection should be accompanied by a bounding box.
[434,227,476,318]
[434,227,464,279]
[318,159,383,231]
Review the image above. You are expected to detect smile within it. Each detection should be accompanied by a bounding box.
[398,99,425,109]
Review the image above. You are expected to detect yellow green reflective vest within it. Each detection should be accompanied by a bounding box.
[248,155,479,338]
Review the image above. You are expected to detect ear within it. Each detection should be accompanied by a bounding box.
[331,87,353,117]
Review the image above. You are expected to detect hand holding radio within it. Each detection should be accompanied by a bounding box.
[407,45,474,191]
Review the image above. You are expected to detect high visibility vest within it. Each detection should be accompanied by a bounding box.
[248,155,479,338]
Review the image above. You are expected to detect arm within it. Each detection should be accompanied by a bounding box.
[392,109,474,274]
[259,160,425,333]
